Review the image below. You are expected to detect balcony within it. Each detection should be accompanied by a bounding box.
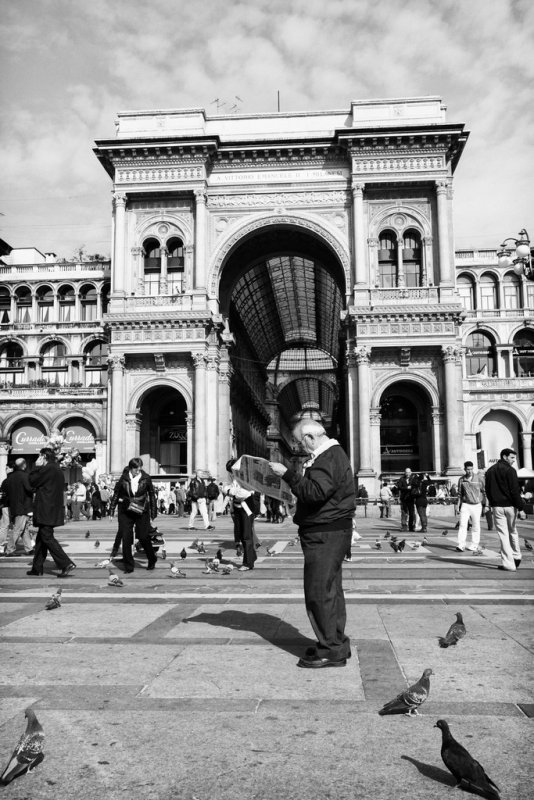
[0,261,110,278]
[462,307,532,320]
[0,385,106,399]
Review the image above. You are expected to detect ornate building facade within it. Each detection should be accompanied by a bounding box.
[1,97,532,488]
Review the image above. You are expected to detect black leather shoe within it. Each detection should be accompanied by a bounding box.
[297,656,347,669]
[305,646,351,659]
[27,568,43,576]
[58,562,76,578]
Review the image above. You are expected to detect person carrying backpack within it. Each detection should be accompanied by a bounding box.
[206,478,220,522]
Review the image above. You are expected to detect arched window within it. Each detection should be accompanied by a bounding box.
[41,341,67,385]
[167,236,184,293]
[15,287,32,323]
[457,274,476,311]
[512,331,534,377]
[377,230,398,288]
[503,272,521,310]
[84,340,109,386]
[403,229,423,287]
[465,331,497,377]
[80,284,98,321]
[0,341,24,385]
[143,238,161,296]
[101,283,110,314]
[479,273,499,311]
[0,287,11,324]
[36,285,54,323]
[58,284,75,322]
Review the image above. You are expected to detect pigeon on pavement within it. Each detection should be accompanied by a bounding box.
[180,548,187,560]
[384,531,390,539]
[94,540,100,548]
[435,719,500,799]
[422,536,429,546]
[85,530,91,538]
[221,564,234,574]
[379,668,433,717]
[524,538,533,551]
[0,707,45,785]
[96,558,111,569]
[390,541,399,553]
[442,529,448,536]
[44,587,62,610]
[398,539,406,552]
[439,612,466,648]
[409,541,421,550]
[197,541,206,554]
[107,567,124,587]
[169,562,186,578]
[375,539,382,550]
[216,548,223,561]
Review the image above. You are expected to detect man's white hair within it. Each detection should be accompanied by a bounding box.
[293,419,327,438]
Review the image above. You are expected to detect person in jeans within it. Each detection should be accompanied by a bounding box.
[109,457,158,572]
[4,458,34,556]
[485,448,527,571]
[379,480,393,518]
[456,461,486,553]
[185,471,213,531]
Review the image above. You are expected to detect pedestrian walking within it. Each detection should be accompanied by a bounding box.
[185,471,213,531]
[27,447,76,577]
[0,462,15,554]
[4,458,34,556]
[414,473,432,533]
[269,418,355,668]
[223,459,257,570]
[174,482,186,517]
[397,467,417,531]
[456,461,486,552]
[206,478,220,521]
[485,448,527,571]
[109,457,158,573]
[379,480,393,518]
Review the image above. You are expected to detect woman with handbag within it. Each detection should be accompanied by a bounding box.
[109,457,158,572]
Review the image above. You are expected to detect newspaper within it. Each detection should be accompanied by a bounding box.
[232,455,294,504]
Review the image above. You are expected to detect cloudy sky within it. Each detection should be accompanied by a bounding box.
[1,0,532,258]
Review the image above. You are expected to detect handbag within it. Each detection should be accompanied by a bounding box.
[128,497,146,515]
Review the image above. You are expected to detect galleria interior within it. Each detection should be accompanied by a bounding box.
[0,96,533,490]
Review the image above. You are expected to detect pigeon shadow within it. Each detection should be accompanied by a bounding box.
[401,755,456,788]
[182,610,314,657]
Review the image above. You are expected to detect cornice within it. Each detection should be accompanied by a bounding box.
[347,305,465,322]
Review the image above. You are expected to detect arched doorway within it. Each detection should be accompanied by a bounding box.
[478,410,522,467]
[379,381,433,474]
[218,226,347,458]
[139,386,188,475]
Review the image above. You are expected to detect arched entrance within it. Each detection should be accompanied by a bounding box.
[219,225,347,458]
[379,381,434,474]
[477,410,522,467]
[139,386,188,475]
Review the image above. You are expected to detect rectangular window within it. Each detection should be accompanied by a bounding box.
[480,286,497,310]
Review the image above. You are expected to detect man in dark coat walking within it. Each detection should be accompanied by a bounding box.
[4,458,34,555]
[485,447,526,571]
[27,447,76,577]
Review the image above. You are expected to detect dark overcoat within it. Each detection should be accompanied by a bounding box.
[29,462,66,527]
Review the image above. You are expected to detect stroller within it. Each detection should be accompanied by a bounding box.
[135,524,167,560]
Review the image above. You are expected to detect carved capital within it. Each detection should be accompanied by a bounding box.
[113,192,127,209]
[345,352,359,369]
[194,189,207,205]
[355,345,371,365]
[0,441,11,455]
[435,180,449,195]
[441,345,460,363]
[191,352,207,369]
[206,356,220,371]
[369,410,381,425]
[131,246,143,257]
[107,354,125,371]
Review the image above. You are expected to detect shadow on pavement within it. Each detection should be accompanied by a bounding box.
[401,755,456,788]
[183,610,314,657]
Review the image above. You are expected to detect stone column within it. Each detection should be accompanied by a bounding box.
[112,192,127,296]
[520,431,533,471]
[355,345,374,476]
[185,410,194,475]
[160,247,168,294]
[183,244,194,292]
[396,237,405,287]
[436,181,452,285]
[369,408,382,478]
[217,352,233,475]
[94,439,106,480]
[367,238,378,287]
[431,408,443,475]
[194,190,207,289]
[107,353,125,473]
[0,441,10,479]
[422,236,432,284]
[205,354,219,476]
[351,182,366,286]
[192,352,207,470]
[125,414,142,466]
[346,351,359,474]
[131,247,144,294]
[441,346,463,474]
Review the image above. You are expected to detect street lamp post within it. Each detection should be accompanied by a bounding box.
[497,229,533,280]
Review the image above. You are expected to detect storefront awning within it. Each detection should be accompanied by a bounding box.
[10,423,47,454]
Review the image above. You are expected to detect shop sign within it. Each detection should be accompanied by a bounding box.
[11,424,47,454]
[160,426,186,443]
[61,424,95,453]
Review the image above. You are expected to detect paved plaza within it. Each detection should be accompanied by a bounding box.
[1,506,533,799]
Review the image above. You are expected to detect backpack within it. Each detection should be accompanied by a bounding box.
[206,482,219,500]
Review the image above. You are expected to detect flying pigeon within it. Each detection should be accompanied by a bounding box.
[85,530,91,538]
[94,540,100,548]
[96,558,111,569]
[45,587,62,610]
[216,548,223,561]
[442,529,448,536]
[0,707,45,785]
[169,562,186,578]
[524,538,533,551]
[384,531,390,539]
[435,719,501,799]
[197,541,206,554]
[180,548,187,560]
[439,612,466,648]
[397,539,406,552]
[379,668,433,717]
[390,541,399,553]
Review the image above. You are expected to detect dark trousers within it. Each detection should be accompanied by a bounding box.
[300,528,352,660]
[400,497,416,530]
[32,524,71,572]
[234,507,257,569]
[416,502,428,531]
[116,507,156,571]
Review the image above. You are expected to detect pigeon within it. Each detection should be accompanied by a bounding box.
[96,558,111,569]
[435,720,501,799]
[379,668,433,717]
[85,530,91,538]
[180,548,187,560]
[267,547,275,557]
[384,531,390,539]
[203,558,213,574]
[389,541,399,553]
[216,548,223,561]
[221,564,234,574]
[45,587,62,610]
[397,539,406,552]
[422,536,429,546]
[524,538,533,551]
[409,541,421,550]
[375,540,382,550]
[169,562,186,578]
[94,540,100,548]
[439,612,466,648]
[108,573,124,587]
[191,538,199,550]
[442,529,448,536]
[0,707,45,785]
[211,557,220,571]
[390,535,397,543]
[197,542,206,554]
